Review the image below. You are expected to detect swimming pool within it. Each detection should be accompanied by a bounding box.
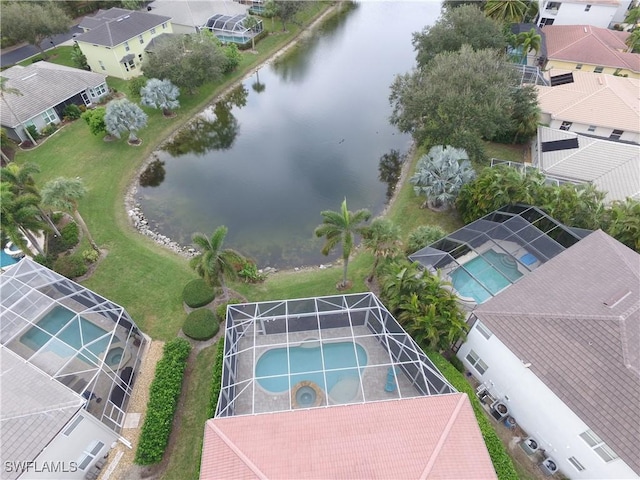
[0,251,19,268]
[450,250,523,304]
[255,341,367,395]
[20,305,114,363]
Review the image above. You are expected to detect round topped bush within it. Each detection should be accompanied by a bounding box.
[182,279,215,308]
[183,309,219,341]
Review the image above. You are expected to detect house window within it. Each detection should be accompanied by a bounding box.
[559,121,572,131]
[575,63,583,70]
[63,415,84,436]
[151,27,156,34]
[546,1,561,10]
[124,41,130,52]
[466,350,488,375]
[124,59,136,72]
[475,321,492,340]
[568,456,585,472]
[580,430,619,463]
[594,66,604,73]
[540,17,555,26]
[138,34,144,44]
[587,125,596,132]
[76,440,105,471]
[98,60,106,71]
[610,129,624,140]
[42,108,56,124]
[162,22,167,29]
[91,83,107,97]
[584,4,591,11]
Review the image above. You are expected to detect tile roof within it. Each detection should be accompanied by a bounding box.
[0,62,106,128]
[147,0,248,28]
[75,8,171,47]
[537,126,640,202]
[474,230,640,475]
[201,393,496,480]
[0,347,84,480]
[543,24,640,73]
[536,69,640,133]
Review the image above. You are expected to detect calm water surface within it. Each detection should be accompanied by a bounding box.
[136,1,441,268]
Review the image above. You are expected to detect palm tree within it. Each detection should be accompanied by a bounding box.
[624,6,640,26]
[1,162,60,236]
[314,198,371,289]
[516,28,542,65]
[189,226,245,290]
[410,145,475,210]
[625,29,640,53]
[243,15,260,51]
[0,184,47,256]
[484,0,528,23]
[603,198,640,252]
[361,218,402,282]
[0,77,37,145]
[379,260,424,314]
[41,177,99,253]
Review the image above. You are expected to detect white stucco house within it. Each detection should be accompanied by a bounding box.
[536,0,635,28]
[147,0,247,34]
[0,259,148,479]
[457,230,640,479]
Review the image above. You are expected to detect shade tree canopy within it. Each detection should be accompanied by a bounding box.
[105,99,148,144]
[140,79,180,117]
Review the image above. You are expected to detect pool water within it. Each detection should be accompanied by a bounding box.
[0,251,19,268]
[450,250,523,304]
[255,341,367,394]
[20,306,114,363]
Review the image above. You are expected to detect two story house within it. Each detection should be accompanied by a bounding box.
[74,8,173,80]
[536,0,634,28]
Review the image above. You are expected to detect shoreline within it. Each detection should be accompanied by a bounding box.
[125,3,414,275]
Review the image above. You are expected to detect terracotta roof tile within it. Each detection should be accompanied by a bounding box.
[200,394,497,480]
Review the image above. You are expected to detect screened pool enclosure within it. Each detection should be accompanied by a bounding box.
[200,13,263,45]
[409,204,590,304]
[0,258,146,434]
[216,292,456,417]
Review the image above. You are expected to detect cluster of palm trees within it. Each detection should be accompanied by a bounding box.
[0,162,97,259]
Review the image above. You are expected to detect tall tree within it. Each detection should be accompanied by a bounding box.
[361,218,402,282]
[41,177,99,253]
[243,15,260,51]
[484,0,528,23]
[0,77,37,145]
[1,162,60,236]
[410,145,475,210]
[0,2,71,58]
[142,33,227,94]
[105,99,148,144]
[515,27,542,64]
[140,78,180,117]
[189,226,245,290]
[412,4,505,68]
[314,198,371,289]
[274,1,304,31]
[390,46,520,162]
[0,183,47,256]
[624,6,640,25]
[625,29,640,53]
[603,198,640,252]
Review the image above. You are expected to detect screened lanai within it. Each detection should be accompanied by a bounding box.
[0,258,146,433]
[216,292,456,418]
[409,204,591,304]
[201,13,262,44]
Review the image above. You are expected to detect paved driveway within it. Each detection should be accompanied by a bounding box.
[1,25,83,67]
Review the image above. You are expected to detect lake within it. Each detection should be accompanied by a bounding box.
[135,1,441,268]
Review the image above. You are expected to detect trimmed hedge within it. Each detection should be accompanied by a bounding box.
[207,340,225,418]
[182,279,215,308]
[134,338,191,465]
[53,255,88,279]
[426,351,519,480]
[183,309,219,341]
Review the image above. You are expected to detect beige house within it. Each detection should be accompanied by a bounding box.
[536,69,640,144]
[542,24,640,78]
[75,8,172,80]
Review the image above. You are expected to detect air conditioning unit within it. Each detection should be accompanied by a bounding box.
[490,401,509,420]
[521,437,539,455]
[541,457,558,475]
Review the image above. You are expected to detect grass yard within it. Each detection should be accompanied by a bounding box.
[17,45,76,68]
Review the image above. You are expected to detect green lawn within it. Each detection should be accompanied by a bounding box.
[17,45,76,68]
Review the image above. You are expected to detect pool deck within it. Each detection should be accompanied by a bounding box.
[230,325,425,416]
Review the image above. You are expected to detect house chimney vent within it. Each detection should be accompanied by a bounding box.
[584,27,587,33]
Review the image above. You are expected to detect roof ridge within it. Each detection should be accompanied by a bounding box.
[207,421,269,479]
[419,394,466,479]
[597,230,640,279]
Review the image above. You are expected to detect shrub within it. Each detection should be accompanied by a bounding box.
[26,124,40,141]
[135,338,191,465]
[222,43,242,73]
[426,351,519,480]
[215,298,244,321]
[183,309,219,341]
[48,221,80,256]
[82,249,99,264]
[405,225,447,254]
[82,107,107,136]
[237,259,266,283]
[53,255,88,279]
[182,278,215,308]
[207,340,225,418]
[128,76,148,99]
[41,123,57,136]
[63,104,82,120]
[33,253,54,269]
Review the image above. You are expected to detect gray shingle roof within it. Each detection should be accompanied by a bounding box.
[0,62,107,127]
[0,347,84,479]
[75,8,171,47]
[537,127,640,203]
[475,230,640,475]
